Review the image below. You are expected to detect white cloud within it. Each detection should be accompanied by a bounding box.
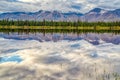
[0,0,120,13]
[18,0,40,3]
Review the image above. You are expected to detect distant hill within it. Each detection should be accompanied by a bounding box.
[0,8,120,22]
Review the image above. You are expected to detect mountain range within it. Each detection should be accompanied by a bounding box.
[0,8,120,22]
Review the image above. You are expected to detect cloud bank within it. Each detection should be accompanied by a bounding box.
[0,0,120,13]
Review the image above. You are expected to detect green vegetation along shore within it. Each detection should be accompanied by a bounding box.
[0,20,120,34]
[0,20,120,27]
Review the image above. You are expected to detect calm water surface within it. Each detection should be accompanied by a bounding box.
[0,32,120,45]
[0,32,120,80]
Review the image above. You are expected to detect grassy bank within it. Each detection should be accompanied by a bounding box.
[0,26,120,34]
[0,26,120,30]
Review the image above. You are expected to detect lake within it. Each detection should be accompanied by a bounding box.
[0,31,120,80]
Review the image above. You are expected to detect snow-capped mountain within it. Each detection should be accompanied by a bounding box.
[81,8,120,22]
[0,8,120,22]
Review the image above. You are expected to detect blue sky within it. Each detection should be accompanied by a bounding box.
[0,0,120,13]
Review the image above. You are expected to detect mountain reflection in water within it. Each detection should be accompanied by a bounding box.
[0,32,120,45]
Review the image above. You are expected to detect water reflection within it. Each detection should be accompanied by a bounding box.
[0,31,120,80]
[0,32,120,45]
[0,55,22,63]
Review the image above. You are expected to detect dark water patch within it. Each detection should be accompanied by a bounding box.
[1,49,19,54]
[71,44,80,48]
[42,56,69,64]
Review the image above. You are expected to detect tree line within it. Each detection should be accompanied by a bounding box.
[0,19,120,27]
